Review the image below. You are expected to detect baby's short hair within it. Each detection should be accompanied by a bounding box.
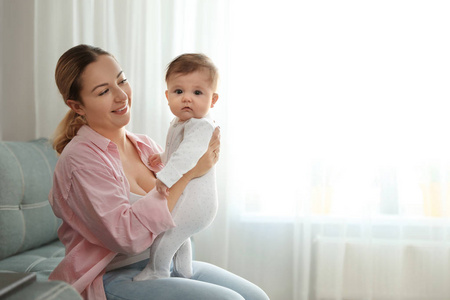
[166,53,219,91]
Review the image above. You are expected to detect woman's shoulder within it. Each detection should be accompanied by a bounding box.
[58,135,115,172]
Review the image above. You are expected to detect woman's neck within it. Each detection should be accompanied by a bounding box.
[109,130,128,151]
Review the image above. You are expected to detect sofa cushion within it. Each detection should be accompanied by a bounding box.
[0,240,65,281]
[3,280,82,300]
[0,139,60,260]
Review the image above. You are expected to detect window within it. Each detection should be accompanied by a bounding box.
[226,0,450,220]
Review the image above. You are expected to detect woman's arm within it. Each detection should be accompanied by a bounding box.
[56,166,175,254]
[166,126,220,211]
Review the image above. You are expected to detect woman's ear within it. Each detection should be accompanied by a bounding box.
[211,93,219,108]
[66,100,85,116]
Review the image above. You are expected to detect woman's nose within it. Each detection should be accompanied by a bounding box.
[114,87,128,101]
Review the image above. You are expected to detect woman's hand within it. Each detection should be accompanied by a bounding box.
[188,127,221,179]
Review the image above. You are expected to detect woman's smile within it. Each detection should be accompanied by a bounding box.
[112,103,129,115]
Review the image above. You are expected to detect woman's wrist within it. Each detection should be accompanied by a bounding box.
[184,168,197,181]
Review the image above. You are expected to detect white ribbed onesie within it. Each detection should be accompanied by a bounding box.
[133,114,218,281]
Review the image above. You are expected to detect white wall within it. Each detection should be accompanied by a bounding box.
[0,0,37,141]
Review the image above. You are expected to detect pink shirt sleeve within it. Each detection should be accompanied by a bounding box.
[65,167,175,254]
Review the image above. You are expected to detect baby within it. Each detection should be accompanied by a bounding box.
[133,53,219,281]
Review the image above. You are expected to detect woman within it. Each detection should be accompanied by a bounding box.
[48,44,269,300]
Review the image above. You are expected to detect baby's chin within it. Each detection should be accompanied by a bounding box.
[176,111,204,122]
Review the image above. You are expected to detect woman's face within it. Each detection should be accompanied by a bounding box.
[68,55,132,136]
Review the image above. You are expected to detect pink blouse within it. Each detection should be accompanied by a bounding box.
[48,125,175,300]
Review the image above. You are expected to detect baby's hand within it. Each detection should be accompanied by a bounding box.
[149,153,162,168]
[155,179,169,197]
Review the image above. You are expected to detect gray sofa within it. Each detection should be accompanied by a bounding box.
[0,139,82,299]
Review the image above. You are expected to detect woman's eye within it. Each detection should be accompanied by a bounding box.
[175,89,183,94]
[194,90,202,95]
[99,89,109,96]
[119,78,128,84]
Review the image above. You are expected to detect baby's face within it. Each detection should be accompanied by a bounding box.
[165,69,218,122]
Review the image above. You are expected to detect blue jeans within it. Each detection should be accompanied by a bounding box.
[103,259,269,300]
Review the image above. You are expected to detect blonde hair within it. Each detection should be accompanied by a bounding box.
[166,53,219,91]
[53,44,110,154]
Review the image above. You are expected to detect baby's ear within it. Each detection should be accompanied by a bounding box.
[66,100,85,116]
[165,90,169,101]
[211,93,219,108]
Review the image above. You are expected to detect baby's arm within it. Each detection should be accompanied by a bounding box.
[157,118,215,188]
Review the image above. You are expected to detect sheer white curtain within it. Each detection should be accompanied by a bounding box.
[1,0,229,145]
[202,1,450,299]
[31,0,205,145]
[2,1,450,300]
[195,1,450,300]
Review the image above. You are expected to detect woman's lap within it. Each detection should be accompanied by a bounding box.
[103,260,268,300]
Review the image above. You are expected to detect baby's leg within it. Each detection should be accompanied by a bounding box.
[133,225,190,281]
[173,238,193,278]
[134,174,217,281]
[133,191,198,281]
[133,233,168,280]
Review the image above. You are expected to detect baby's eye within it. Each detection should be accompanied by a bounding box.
[194,90,203,95]
[175,89,183,94]
[99,89,109,96]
